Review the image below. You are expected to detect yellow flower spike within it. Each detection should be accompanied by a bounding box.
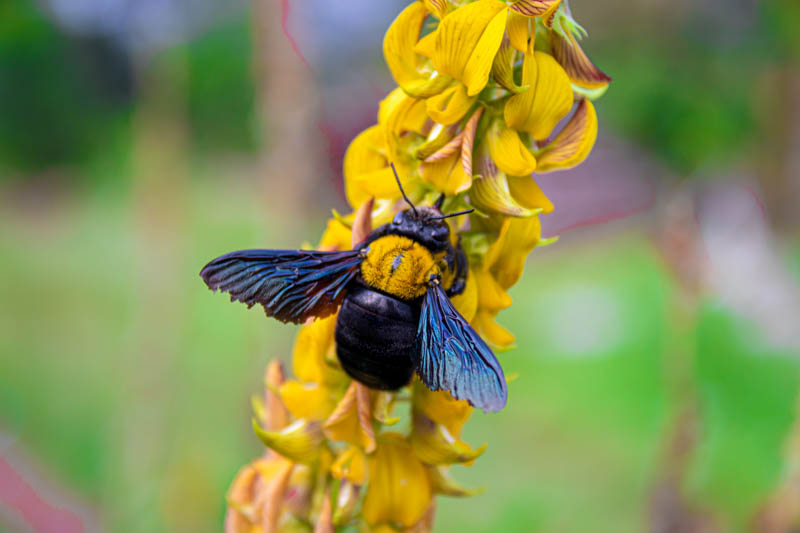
[343,125,389,207]
[507,175,555,213]
[475,269,513,312]
[550,31,611,94]
[253,419,324,465]
[428,466,486,497]
[507,11,534,53]
[449,269,478,322]
[490,215,543,289]
[362,433,433,528]
[491,35,529,94]
[509,0,561,17]
[412,379,472,437]
[331,446,368,486]
[474,310,516,348]
[432,0,508,96]
[410,410,487,465]
[504,51,573,140]
[279,381,340,421]
[536,98,598,172]
[383,2,452,98]
[292,314,345,386]
[487,120,538,176]
[423,0,449,19]
[425,83,477,125]
[323,381,377,453]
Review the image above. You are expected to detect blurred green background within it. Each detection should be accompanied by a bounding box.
[1,0,800,532]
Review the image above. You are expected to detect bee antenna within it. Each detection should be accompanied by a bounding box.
[391,162,418,216]
[434,194,445,210]
[432,208,474,220]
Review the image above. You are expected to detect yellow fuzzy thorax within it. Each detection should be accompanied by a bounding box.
[360,235,445,300]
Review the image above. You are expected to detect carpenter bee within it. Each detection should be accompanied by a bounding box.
[200,167,507,412]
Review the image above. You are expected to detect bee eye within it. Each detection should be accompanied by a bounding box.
[392,212,403,225]
[432,226,448,241]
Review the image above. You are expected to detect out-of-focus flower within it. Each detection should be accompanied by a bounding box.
[226,1,609,531]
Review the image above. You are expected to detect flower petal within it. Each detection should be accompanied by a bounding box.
[323,382,377,452]
[279,381,339,421]
[475,269,513,312]
[362,433,432,528]
[383,2,428,88]
[423,0,449,19]
[504,51,573,139]
[433,0,507,96]
[474,310,516,347]
[470,154,539,217]
[291,315,344,386]
[412,379,472,436]
[460,107,483,178]
[410,411,487,465]
[331,446,368,486]
[428,466,486,497]
[449,269,478,323]
[507,175,554,213]
[536,98,598,172]
[415,123,457,160]
[491,35,529,94]
[318,217,353,252]
[462,8,508,96]
[252,419,323,465]
[509,0,560,17]
[489,215,542,289]
[487,120,538,176]
[550,30,611,91]
[425,83,477,125]
[383,3,451,98]
[343,125,387,207]
[507,11,534,53]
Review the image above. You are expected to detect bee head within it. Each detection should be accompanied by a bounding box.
[391,206,451,251]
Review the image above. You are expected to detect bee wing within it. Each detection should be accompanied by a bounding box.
[200,249,363,324]
[414,283,508,412]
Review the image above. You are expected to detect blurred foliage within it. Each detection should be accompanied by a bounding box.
[0,0,132,175]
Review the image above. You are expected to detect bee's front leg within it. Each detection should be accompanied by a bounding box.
[446,236,468,297]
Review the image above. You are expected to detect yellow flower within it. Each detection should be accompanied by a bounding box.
[384,2,452,98]
[432,0,508,96]
[536,98,598,172]
[504,50,573,140]
[362,433,433,529]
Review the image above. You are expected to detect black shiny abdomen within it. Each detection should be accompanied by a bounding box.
[335,283,419,390]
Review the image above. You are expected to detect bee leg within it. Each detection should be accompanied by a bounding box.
[446,237,468,297]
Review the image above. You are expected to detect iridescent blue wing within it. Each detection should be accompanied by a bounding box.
[200,249,363,324]
[414,283,508,412]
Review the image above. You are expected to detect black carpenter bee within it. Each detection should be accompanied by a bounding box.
[200,168,507,412]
